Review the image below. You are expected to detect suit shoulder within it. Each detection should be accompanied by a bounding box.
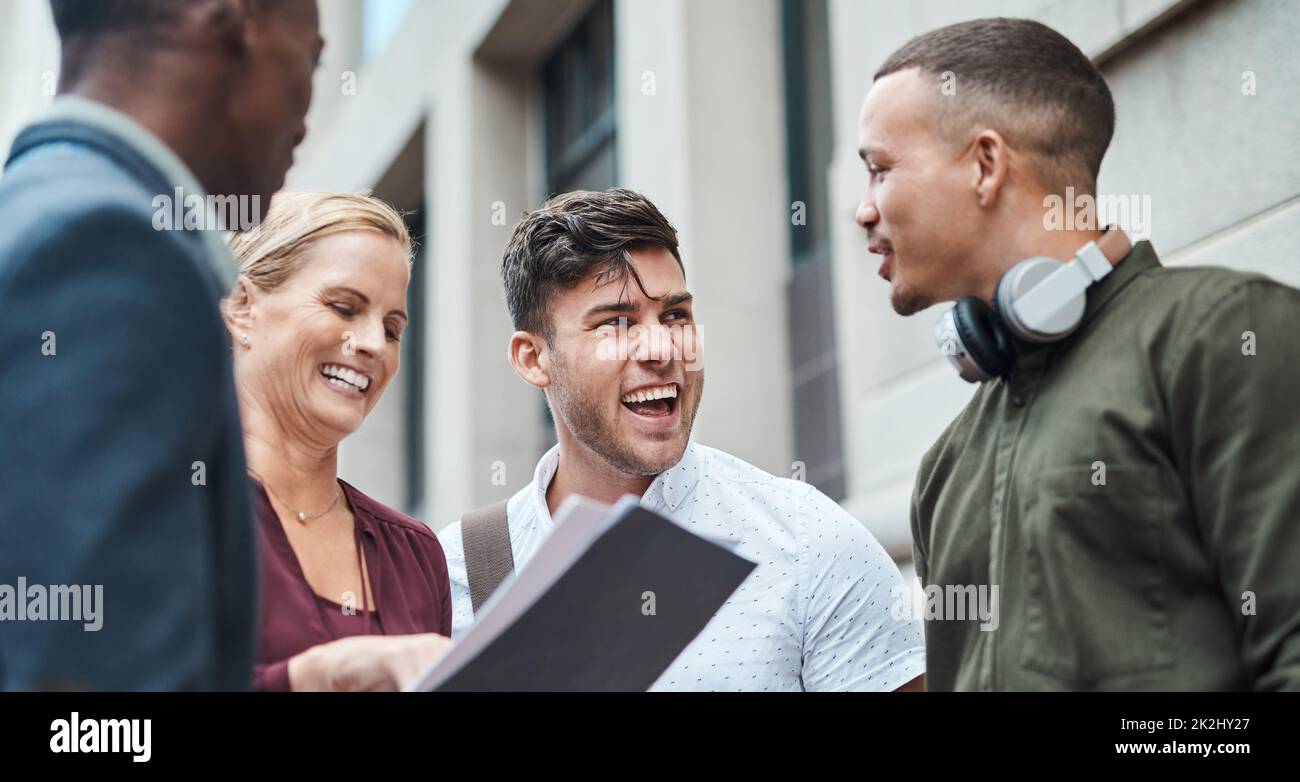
[0,145,199,270]
[1,144,165,222]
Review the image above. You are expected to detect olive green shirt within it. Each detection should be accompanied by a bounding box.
[911,241,1300,691]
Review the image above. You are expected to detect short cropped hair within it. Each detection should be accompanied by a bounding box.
[48,0,187,40]
[875,17,1115,195]
[501,188,683,341]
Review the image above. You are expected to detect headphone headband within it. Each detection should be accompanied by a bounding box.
[1006,228,1133,340]
[935,228,1134,382]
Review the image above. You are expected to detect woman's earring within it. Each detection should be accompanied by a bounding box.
[239,333,251,348]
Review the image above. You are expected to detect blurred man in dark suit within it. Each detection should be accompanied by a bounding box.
[0,0,323,690]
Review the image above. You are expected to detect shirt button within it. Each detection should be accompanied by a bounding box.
[1011,395,1026,407]
[992,497,1003,515]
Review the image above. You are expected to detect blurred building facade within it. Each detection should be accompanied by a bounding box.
[2,0,1297,569]
[0,1,59,151]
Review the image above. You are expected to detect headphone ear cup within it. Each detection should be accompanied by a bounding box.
[953,297,1015,379]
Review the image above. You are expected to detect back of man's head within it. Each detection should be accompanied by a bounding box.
[50,0,183,38]
[45,0,322,213]
[50,0,199,85]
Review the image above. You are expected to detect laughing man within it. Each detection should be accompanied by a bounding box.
[438,188,925,691]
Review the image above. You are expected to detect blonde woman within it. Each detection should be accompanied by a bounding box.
[224,191,450,691]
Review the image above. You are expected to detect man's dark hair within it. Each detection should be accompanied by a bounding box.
[875,17,1115,195]
[49,0,287,87]
[48,0,187,40]
[502,188,683,341]
[49,0,200,87]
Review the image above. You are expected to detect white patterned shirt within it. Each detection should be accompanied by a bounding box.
[438,441,925,691]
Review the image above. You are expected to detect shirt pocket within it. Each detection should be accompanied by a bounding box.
[1019,463,1175,684]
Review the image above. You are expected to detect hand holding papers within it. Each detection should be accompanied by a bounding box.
[410,495,756,692]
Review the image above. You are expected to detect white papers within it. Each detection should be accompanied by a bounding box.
[407,494,632,692]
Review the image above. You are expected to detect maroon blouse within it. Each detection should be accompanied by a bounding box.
[250,478,452,691]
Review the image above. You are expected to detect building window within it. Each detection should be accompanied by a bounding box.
[782,0,834,267]
[538,0,618,443]
[782,0,845,500]
[543,0,617,195]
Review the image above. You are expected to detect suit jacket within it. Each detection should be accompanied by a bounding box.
[0,109,256,690]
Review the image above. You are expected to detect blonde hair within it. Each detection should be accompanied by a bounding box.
[228,190,413,292]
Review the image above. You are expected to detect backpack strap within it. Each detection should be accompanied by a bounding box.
[460,499,514,615]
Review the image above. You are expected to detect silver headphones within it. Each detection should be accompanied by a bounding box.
[935,229,1133,382]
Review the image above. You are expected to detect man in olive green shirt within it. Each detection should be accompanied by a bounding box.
[855,18,1299,690]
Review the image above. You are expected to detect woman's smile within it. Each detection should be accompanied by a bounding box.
[318,362,372,400]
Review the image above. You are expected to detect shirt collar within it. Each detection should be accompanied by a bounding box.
[40,96,239,291]
[1080,239,1160,326]
[650,440,702,512]
[530,440,704,530]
